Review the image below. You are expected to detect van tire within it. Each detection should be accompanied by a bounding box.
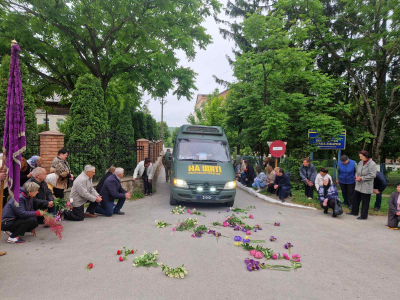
[225,199,234,207]
[170,194,177,205]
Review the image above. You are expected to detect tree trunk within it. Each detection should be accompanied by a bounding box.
[237,127,242,154]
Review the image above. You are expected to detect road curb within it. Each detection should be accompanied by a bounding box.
[237,182,317,210]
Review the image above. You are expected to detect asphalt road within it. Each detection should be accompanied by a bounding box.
[0,169,398,300]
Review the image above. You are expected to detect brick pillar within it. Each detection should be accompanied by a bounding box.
[39,131,65,173]
[136,139,149,164]
[156,141,160,156]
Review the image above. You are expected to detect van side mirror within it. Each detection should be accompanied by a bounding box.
[236,155,241,165]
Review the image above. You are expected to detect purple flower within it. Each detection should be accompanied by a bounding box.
[284,242,293,249]
[243,238,250,243]
[234,236,242,242]
[226,209,230,212]
[270,236,277,242]
[274,222,280,226]
[254,229,257,232]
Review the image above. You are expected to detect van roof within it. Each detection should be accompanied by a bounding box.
[177,125,227,140]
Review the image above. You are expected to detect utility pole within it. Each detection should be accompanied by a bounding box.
[160,97,167,142]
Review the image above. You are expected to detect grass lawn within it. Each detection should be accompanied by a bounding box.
[259,188,389,217]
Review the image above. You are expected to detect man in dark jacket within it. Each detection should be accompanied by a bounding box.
[373,171,387,211]
[162,149,172,182]
[96,168,131,216]
[1,182,47,244]
[274,168,291,203]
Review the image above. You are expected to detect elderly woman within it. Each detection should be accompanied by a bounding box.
[347,150,377,220]
[265,166,276,193]
[318,178,339,217]
[1,182,48,244]
[300,158,317,200]
[387,184,400,229]
[20,157,32,186]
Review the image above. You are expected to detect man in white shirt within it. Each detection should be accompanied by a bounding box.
[133,158,154,196]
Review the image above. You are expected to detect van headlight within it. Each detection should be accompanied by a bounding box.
[224,181,237,189]
[173,179,188,188]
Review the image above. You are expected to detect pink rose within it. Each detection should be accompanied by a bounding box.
[294,258,301,262]
[292,254,301,262]
[66,201,70,206]
[223,222,229,227]
[249,214,254,219]
[192,234,195,238]
[283,253,290,260]
[190,212,193,215]
[254,251,263,259]
[249,250,256,257]
[246,231,251,235]
[187,209,190,213]
[272,254,278,260]
[173,228,176,231]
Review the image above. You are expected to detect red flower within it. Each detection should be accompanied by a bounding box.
[131,250,134,254]
[86,262,93,270]
[119,256,124,262]
[117,250,121,255]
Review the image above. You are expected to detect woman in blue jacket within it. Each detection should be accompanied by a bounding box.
[318,178,340,217]
[1,182,48,244]
[337,155,356,208]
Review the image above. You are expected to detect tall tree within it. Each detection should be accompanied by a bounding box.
[64,74,108,173]
[0,0,220,99]
[278,0,400,162]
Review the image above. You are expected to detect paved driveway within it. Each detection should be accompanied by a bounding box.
[0,170,397,300]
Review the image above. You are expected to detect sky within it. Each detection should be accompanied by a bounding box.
[146,0,237,127]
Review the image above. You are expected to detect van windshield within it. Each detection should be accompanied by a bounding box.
[177,139,230,162]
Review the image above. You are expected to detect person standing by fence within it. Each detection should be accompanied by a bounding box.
[337,155,356,208]
[300,158,317,200]
[50,148,74,199]
[133,158,154,196]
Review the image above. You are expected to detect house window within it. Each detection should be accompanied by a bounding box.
[57,118,64,124]
[42,118,49,124]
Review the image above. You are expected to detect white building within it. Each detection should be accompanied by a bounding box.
[35,95,69,132]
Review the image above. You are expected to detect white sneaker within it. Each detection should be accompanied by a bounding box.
[7,237,25,244]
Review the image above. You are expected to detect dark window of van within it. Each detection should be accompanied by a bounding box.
[177,139,230,162]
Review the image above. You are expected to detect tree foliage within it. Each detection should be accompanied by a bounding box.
[0,0,220,100]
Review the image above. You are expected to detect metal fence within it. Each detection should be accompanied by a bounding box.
[66,132,143,180]
[25,136,40,159]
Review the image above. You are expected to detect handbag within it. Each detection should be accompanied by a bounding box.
[334,198,343,216]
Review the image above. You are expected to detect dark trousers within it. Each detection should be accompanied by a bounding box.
[304,183,314,198]
[240,172,247,185]
[53,188,64,199]
[351,191,371,219]
[267,183,276,194]
[2,217,38,237]
[165,166,170,181]
[374,191,384,209]
[96,198,125,216]
[143,176,152,194]
[320,199,336,215]
[388,215,400,228]
[86,202,98,214]
[340,183,355,206]
[278,186,291,200]
[64,205,85,221]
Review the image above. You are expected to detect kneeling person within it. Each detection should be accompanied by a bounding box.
[97,168,131,216]
[274,168,291,203]
[64,165,102,221]
[1,182,46,244]
[318,178,340,218]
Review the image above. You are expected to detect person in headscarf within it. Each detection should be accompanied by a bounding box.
[45,173,58,197]
[27,156,41,169]
[318,178,339,217]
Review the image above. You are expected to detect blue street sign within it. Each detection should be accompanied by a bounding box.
[308,130,346,150]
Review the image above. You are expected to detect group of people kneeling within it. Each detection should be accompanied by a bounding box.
[1,147,155,244]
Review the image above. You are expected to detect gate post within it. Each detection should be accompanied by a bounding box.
[136,139,149,164]
[39,131,65,173]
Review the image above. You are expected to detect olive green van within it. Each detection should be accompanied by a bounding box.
[169,125,236,206]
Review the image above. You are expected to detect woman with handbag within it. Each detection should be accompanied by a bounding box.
[318,178,340,217]
[50,148,74,199]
